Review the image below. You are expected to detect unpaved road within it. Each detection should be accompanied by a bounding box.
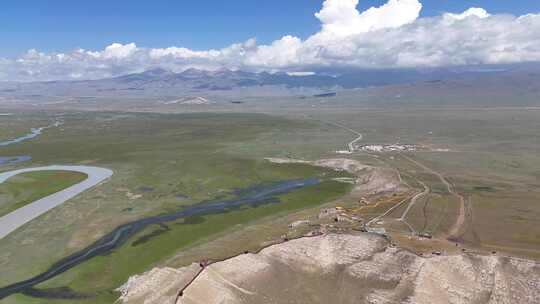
[400,180,429,221]
[397,180,429,235]
[308,119,465,239]
[400,154,467,239]
[0,165,113,239]
[365,194,413,228]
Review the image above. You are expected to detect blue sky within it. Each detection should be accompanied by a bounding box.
[1,0,539,57]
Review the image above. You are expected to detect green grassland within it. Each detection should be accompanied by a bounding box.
[0,171,88,217]
[0,111,352,303]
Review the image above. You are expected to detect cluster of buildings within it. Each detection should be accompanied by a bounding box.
[359,144,418,153]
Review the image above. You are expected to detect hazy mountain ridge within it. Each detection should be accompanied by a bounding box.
[0,64,528,93]
[1,64,540,108]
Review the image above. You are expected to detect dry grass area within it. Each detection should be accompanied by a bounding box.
[467,191,540,259]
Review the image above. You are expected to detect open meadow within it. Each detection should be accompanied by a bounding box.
[0,111,352,303]
[1,101,540,302]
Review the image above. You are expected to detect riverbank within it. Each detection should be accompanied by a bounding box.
[0,177,348,301]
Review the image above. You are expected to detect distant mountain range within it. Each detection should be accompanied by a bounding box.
[1,64,539,100]
[98,66,518,90]
[109,68,339,90]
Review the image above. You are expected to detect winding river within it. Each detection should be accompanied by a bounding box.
[0,120,62,166]
[0,123,58,147]
[0,155,31,166]
[0,178,319,299]
[0,121,321,300]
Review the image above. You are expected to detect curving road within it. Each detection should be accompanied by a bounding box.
[0,165,113,239]
[397,180,430,235]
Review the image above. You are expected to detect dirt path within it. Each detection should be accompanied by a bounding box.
[400,180,429,221]
[306,118,466,240]
[400,154,467,240]
[397,180,429,235]
[366,181,428,236]
[365,194,414,228]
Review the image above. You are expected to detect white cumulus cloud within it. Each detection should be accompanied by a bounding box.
[2,0,540,81]
[314,0,422,37]
[443,7,491,21]
[101,42,139,59]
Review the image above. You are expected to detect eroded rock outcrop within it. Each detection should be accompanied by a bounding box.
[118,233,540,304]
[117,263,200,304]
